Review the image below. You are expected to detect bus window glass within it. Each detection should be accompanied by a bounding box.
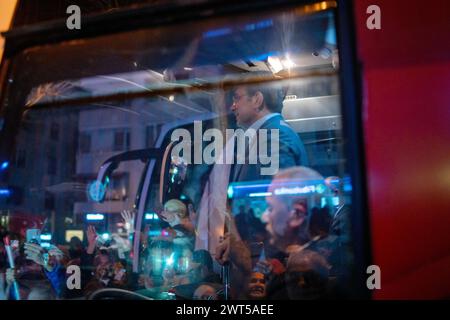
[0,3,357,300]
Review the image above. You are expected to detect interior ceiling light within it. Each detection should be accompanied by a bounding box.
[281,54,296,69]
[267,54,297,73]
[267,56,283,73]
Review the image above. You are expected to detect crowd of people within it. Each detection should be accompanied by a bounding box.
[0,169,351,300]
[0,211,135,300]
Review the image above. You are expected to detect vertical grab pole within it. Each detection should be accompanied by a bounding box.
[3,236,20,300]
[223,261,230,300]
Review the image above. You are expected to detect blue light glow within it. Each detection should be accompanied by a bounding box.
[244,19,273,31]
[101,233,110,240]
[325,13,337,46]
[343,176,352,192]
[86,213,105,221]
[41,242,51,249]
[321,196,341,208]
[274,185,316,196]
[248,192,272,198]
[1,161,9,170]
[0,189,11,196]
[227,186,234,199]
[88,181,106,202]
[40,234,52,241]
[166,253,175,266]
[148,230,162,237]
[316,184,326,194]
[145,213,159,220]
[245,51,279,62]
[332,196,340,206]
[203,28,232,38]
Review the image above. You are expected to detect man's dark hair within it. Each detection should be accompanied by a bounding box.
[243,72,287,113]
[247,84,286,113]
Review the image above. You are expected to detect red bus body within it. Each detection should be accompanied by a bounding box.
[355,0,450,299]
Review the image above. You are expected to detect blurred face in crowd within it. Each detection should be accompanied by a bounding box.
[112,262,127,284]
[193,285,217,300]
[98,251,110,265]
[247,272,266,299]
[96,265,109,280]
[161,199,187,227]
[285,250,329,300]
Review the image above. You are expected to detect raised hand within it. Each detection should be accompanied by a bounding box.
[87,225,97,245]
[24,242,46,266]
[121,210,135,233]
[215,233,230,265]
[86,225,98,254]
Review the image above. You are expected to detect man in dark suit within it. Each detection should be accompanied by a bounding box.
[195,75,309,259]
[229,80,309,183]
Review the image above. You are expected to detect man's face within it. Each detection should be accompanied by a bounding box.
[264,195,290,240]
[96,265,109,279]
[264,180,307,248]
[99,252,110,265]
[247,272,266,299]
[231,86,259,127]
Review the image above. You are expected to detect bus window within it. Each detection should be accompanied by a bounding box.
[0,2,359,300]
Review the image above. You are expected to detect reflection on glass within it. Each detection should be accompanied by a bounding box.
[0,3,356,300]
